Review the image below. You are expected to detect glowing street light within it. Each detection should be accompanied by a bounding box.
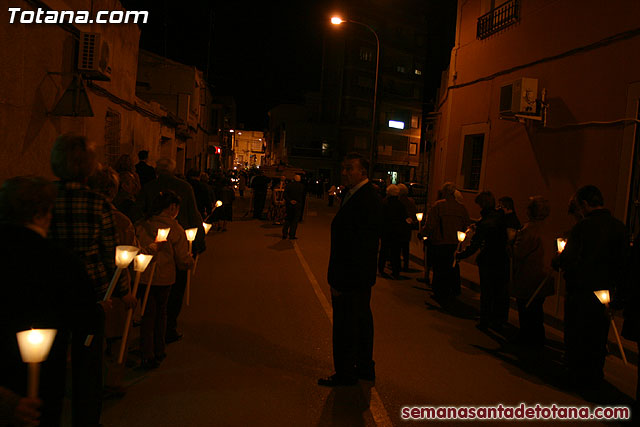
[331,15,380,178]
[118,254,153,364]
[16,329,57,397]
[594,289,627,365]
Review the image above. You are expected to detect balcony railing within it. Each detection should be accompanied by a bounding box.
[477,0,519,40]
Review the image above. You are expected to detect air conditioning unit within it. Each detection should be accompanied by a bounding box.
[78,32,112,81]
[499,77,538,114]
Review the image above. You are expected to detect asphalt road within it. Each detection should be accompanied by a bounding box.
[101,195,637,426]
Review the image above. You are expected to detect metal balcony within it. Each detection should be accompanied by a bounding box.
[477,0,519,40]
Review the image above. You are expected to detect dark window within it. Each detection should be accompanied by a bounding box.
[460,134,485,191]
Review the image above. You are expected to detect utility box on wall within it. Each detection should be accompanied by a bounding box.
[500,77,538,114]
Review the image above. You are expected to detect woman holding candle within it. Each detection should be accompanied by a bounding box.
[509,196,552,349]
[456,191,509,331]
[135,191,194,369]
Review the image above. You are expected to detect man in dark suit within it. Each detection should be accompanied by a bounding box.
[135,150,156,186]
[282,174,305,239]
[319,153,383,387]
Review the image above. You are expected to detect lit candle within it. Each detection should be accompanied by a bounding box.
[457,231,466,243]
[16,329,57,398]
[86,245,138,346]
[156,228,170,242]
[416,212,423,222]
[203,222,213,235]
[556,238,567,254]
[185,228,198,306]
[118,254,153,364]
[594,289,628,365]
[215,200,223,208]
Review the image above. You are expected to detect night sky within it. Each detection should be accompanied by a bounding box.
[122,0,457,130]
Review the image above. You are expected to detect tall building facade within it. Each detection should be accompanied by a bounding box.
[320,1,429,183]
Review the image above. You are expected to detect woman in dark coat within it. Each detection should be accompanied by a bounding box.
[510,196,552,347]
[457,191,509,330]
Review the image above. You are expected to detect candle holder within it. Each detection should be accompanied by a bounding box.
[85,245,139,346]
[16,329,57,397]
[156,228,170,242]
[594,289,627,365]
[117,254,153,364]
[554,237,567,316]
[452,231,466,268]
[185,228,198,306]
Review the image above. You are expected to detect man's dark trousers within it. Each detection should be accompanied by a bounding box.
[331,287,374,379]
[282,203,302,238]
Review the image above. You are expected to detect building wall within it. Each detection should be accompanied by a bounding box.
[0,0,175,182]
[434,0,640,255]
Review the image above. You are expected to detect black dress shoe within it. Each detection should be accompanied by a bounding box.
[317,374,357,387]
[165,331,183,343]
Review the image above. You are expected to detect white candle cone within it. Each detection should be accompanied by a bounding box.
[185,228,198,242]
[215,200,222,208]
[203,222,212,235]
[140,262,157,316]
[452,231,466,268]
[556,238,567,254]
[118,254,153,364]
[156,228,170,242]
[594,289,610,305]
[416,212,423,222]
[16,329,57,398]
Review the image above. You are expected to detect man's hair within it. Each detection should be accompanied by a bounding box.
[88,166,119,202]
[527,196,550,221]
[114,154,134,173]
[138,150,149,161]
[575,185,604,207]
[440,182,457,199]
[498,196,515,211]
[0,176,57,225]
[156,158,176,175]
[294,174,301,182]
[386,184,400,196]
[475,191,496,210]
[150,190,182,216]
[344,152,369,176]
[50,134,97,182]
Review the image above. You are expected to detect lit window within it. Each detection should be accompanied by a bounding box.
[388,120,405,129]
[411,115,419,129]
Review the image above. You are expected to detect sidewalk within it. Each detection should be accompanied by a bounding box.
[408,233,638,366]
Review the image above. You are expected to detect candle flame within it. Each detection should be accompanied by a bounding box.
[594,289,610,305]
[457,231,466,242]
[185,228,198,242]
[203,223,213,235]
[27,330,44,345]
[156,228,170,242]
[416,212,424,222]
[557,238,567,253]
[215,200,223,207]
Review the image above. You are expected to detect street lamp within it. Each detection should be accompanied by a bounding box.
[331,15,380,178]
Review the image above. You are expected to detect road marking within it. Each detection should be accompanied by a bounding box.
[293,242,394,427]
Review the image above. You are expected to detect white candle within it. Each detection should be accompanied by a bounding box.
[156,228,170,242]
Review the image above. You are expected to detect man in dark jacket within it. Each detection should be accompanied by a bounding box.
[378,184,409,279]
[319,153,383,387]
[553,185,629,389]
[250,170,270,219]
[282,174,305,239]
[135,150,156,186]
[140,158,205,342]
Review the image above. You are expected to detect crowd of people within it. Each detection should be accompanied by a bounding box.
[0,134,234,426]
[1,137,639,425]
[417,181,638,400]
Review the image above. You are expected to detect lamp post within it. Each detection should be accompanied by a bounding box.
[331,16,380,178]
